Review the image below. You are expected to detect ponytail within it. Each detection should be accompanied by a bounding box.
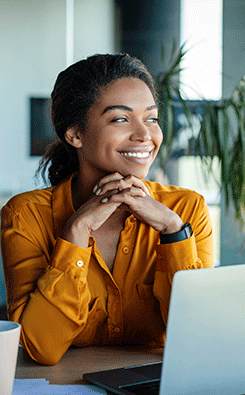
[36,140,79,186]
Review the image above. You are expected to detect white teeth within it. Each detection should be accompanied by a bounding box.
[120,151,150,158]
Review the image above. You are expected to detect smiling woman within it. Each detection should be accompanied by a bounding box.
[68,78,163,183]
[1,54,213,365]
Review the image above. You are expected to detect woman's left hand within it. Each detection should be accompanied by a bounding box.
[94,173,183,234]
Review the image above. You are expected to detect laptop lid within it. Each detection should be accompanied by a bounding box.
[160,264,245,395]
[84,264,245,395]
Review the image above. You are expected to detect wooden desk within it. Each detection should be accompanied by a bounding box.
[15,346,163,385]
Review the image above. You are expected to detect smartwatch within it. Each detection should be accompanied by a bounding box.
[159,222,193,244]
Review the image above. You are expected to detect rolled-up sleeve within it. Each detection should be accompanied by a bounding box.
[1,204,94,365]
[153,192,214,326]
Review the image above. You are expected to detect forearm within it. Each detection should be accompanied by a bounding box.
[153,234,213,327]
[16,259,91,365]
[153,194,214,325]
[2,226,93,365]
[16,287,87,365]
[60,215,90,248]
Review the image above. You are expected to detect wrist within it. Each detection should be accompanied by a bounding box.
[159,222,193,244]
[160,216,183,235]
[61,217,90,248]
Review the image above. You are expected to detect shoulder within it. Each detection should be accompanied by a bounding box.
[143,181,212,238]
[143,180,204,203]
[2,186,54,217]
[143,180,207,223]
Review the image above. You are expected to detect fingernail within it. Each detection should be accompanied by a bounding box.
[93,184,98,193]
[95,188,101,195]
[101,197,108,203]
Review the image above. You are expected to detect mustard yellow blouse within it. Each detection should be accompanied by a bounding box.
[1,174,213,365]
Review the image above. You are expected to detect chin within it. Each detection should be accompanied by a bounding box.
[107,164,150,180]
[124,169,150,180]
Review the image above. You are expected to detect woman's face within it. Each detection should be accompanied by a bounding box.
[78,77,163,180]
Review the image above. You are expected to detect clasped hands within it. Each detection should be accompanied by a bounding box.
[61,172,183,248]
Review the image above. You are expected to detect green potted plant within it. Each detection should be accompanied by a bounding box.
[155,43,245,227]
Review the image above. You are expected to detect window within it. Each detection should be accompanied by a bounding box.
[180,0,223,100]
[179,0,223,265]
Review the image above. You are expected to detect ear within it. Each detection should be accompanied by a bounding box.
[64,127,83,148]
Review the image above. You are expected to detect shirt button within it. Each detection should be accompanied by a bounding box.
[113,289,119,296]
[76,260,84,267]
[122,246,129,254]
[114,327,120,333]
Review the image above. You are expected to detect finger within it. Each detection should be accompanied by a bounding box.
[93,172,124,193]
[101,186,146,203]
[124,175,150,196]
[96,175,150,196]
[96,178,130,195]
[94,187,121,203]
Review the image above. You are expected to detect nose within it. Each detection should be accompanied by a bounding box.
[130,122,151,142]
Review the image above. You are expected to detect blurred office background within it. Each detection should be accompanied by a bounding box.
[0,0,245,318]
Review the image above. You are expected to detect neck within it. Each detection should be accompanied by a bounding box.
[71,171,97,210]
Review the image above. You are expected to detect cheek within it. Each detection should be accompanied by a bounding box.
[155,127,163,147]
[83,128,106,150]
[85,134,118,159]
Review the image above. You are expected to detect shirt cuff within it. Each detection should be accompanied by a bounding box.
[155,234,199,275]
[50,237,92,278]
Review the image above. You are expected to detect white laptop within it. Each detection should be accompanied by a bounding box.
[83,264,245,395]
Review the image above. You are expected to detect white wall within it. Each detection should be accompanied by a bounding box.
[0,0,66,193]
[0,0,115,195]
[74,0,115,61]
[0,0,115,305]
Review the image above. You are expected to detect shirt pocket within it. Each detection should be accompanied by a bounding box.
[73,297,108,346]
[134,282,165,344]
[136,282,154,299]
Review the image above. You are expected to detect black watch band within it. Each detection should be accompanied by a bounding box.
[159,222,193,244]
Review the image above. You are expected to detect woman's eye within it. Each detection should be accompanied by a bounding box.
[147,117,159,123]
[111,117,127,123]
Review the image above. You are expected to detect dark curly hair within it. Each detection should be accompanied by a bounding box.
[37,53,157,186]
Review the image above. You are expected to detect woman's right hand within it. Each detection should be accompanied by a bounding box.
[60,172,146,248]
[60,189,120,248]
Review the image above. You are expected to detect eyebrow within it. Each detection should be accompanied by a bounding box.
[102,104,158,115]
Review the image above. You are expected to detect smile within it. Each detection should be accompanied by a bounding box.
[119,151,151,158]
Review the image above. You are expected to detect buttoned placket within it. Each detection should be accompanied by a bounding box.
[105,215,138,344]
[112,215,137,290]
[91,214,138,345]
[89,240,124,345]
[104,274,124,344]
